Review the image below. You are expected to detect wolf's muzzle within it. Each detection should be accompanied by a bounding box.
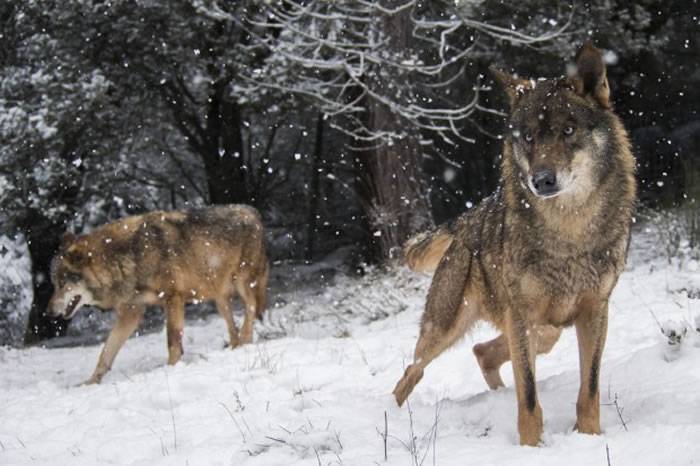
[531,170,559,197]
[51,295,82,319]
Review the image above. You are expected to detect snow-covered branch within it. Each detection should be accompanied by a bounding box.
[230,0,570,147]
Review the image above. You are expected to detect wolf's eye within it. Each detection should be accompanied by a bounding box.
[524,133,533,142]
[563,126,574,136]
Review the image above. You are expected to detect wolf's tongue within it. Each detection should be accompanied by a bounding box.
[64,295,81,318]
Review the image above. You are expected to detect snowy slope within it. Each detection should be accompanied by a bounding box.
[1,231,700,466]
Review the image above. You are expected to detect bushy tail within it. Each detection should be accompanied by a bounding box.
[403,222,456,273]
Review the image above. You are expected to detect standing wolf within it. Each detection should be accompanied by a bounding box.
[49,204,269,384]
[393,44,636,446]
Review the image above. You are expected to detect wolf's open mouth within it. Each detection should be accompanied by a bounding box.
[63,295,82,318]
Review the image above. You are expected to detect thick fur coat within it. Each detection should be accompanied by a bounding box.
[49,204,268,384]
[393,44,636,446]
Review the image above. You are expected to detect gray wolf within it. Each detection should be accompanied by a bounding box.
[49,204,268,384]
[393,44,636,446]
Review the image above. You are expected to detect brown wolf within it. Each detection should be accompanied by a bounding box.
[49,204,269,384]
[393,44,636,446]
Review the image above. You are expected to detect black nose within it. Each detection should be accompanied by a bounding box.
[531,170,558,196]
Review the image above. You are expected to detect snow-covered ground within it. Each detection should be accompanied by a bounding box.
[1,230,700,466]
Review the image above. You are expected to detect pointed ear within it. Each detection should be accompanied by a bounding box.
[61,232,76,247]
[490,65,533,108]
[570,42,611,108]
[64,244,90,267]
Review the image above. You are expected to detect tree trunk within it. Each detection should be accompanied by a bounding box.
[355,1,434,262]
[356,106,433,261]
[23,218,68,345]
[200,80,249,205]
[305,113,324,261]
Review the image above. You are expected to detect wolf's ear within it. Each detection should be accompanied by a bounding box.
[490,65,532,108]
[570,42,611,108]
[64,245,90,267]
[61,232,76,247]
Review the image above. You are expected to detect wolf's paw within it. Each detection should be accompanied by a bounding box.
[79,376,101,386]
[473,344,505,390]
[517,421,543,447]
[392,365,424,407]
[167,346,183,365]
[518,435,543,447]
[573,422,601,435]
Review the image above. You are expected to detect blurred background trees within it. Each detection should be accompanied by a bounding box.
[1,0,698,345]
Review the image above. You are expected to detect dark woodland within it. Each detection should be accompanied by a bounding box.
[0,0,698,345]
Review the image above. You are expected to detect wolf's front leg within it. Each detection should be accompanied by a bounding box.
[393,296,479,406]
[506,308,542,446]
[165,296,185,365]
[574,298,609,435]
[86,305,144,384]
[392,320,444,407]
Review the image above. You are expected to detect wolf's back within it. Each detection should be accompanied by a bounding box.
[403,219,461,272]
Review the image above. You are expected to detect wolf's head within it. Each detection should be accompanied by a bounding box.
[48,233,100,319]
[493,43,619,204]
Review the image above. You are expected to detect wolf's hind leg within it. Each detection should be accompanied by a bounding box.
[216,294,240,348]
[254,262,269,321]
[86,305,144,384]
[472,334,509,390]
[165,296,185,365]
[473,325,562,390]
[235,276,259,345]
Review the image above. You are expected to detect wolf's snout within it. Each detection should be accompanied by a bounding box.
[48,294,82,319]
[531,170,558,197]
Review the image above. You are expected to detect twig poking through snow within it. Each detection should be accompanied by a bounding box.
[313,446,322,466]
[614,394,628,432]
[218,401,247,443]
[420,400,441,466]
[432,401,438,466]
[407,400,418,466]
[386,400,441,466]
[606,443,612,465]
[265,435,287,444]
[377,410,388,462]
[648,308,664,332]
[605,392,628,432]
[384,411,388,462]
